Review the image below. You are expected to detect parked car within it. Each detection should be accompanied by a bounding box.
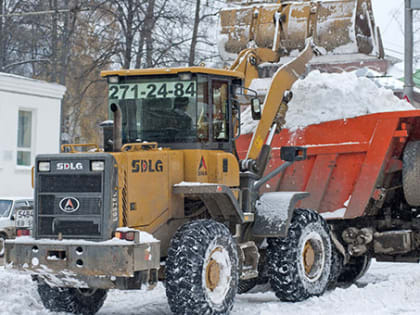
[0,197,33,257]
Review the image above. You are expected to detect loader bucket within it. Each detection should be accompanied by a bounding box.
[220,0,379,57]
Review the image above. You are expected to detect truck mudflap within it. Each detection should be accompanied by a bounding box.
[252,192,309,238]
[4,236,160,289]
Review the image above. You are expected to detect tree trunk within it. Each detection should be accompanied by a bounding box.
[145,0,155,68]
[0,0,4,71]
[189,0,201,66]
[123,0,134,69]
[59,0,77,85]
[135,35,144,69]
[50,0,58,82]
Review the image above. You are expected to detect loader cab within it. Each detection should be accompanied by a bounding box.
[102,68,243,152]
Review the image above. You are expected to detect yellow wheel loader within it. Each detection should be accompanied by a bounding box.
[4,1,381,314]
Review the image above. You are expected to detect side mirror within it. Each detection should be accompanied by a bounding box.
[281,146,307,162]
[251,98,261,120]
[10,215,15,221]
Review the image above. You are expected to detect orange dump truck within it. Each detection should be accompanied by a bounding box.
[237,109,420,283]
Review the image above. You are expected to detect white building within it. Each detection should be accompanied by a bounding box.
[0,73,66,197]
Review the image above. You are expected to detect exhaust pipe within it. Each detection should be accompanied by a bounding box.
[111,103,122,152]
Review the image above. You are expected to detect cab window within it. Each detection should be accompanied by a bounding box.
[197,76,209,141]
[212,81,229,141]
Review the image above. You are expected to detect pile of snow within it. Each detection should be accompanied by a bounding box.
[3,261,420,314]
[241,70,414,134]
[0,267,47,315]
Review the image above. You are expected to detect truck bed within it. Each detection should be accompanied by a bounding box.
[236,110,420,219]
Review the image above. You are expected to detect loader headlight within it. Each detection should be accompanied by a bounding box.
[91,161,105,171]
[107,75,119,84]
[38,161,50,172]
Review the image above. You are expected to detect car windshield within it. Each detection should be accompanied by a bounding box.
[108,75,210,144]
[0,200,12,217]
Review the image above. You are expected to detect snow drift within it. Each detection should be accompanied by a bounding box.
[2,261,420,315]
[241,70,415,134]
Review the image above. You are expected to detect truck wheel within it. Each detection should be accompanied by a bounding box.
[327,244,344,290]
[403,141,420,206]
[0,233,6,257]
[165,219,239,314]
[37,282,107,314]
[238,278,257,294]
[267,209,332,302]
[337,255,371,285]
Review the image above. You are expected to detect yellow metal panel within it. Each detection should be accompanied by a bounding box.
[184,150,210,182]
[111,149,238,236]
[125,151,169,228]
[183,150,239,187]
[101,67,244,79]
[167,151,185,219]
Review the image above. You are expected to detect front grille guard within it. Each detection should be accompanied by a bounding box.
[34,153,118,241]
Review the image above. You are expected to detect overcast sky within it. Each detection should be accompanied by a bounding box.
[371,0,406,60]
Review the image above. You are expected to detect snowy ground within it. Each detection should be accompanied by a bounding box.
[1,260,420,315]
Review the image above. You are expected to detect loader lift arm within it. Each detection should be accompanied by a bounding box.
[234,40,317,167]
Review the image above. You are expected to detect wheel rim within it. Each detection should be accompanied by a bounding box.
[203,243,232,305]
[300,232,325,282]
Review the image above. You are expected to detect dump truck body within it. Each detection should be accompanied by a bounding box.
[237,109,420,262]
[237,110,420,218]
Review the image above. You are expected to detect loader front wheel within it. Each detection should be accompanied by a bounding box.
[267,209,332,302]
[165,219,239,314]
[37,282,107,315]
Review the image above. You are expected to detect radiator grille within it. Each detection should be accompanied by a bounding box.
[39,217,100,236]
[39,174,102,193]
[37,171,104,239]
[38,195,101,215]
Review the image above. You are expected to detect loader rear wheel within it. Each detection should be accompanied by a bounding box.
[37,282,107,315]
[267,209,332,302]
[403,141,420,206]
[337,255,371,285]
[165,219,239,314]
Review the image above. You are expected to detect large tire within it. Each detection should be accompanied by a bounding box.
[267,209,332,302]
[237,278,257,294]
[37,282,107,315]
[327,244,344,290]
[337,255,371,285]
[165,219,239,314]
[403,141,420,206]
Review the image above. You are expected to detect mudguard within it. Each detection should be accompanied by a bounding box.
[252,192,309,238]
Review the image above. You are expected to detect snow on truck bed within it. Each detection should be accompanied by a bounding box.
[1,261,420,314]
[241,70,414,134]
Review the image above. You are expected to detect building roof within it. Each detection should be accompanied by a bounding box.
[0,72,66,99]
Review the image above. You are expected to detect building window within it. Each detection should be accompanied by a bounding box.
[17,110,32,166]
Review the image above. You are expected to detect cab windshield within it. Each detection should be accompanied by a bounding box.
[0,200,12,217]
[108,75,209,144]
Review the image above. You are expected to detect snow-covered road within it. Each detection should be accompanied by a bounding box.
[1,260,420,315]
